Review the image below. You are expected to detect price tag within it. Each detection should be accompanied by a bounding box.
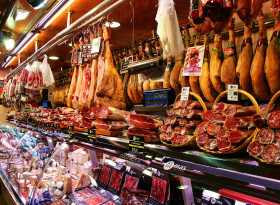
[88,129,96,144]
[180,87,190,101]
[227,84,238,101]
[91,37,102,54]
[129,135,144,154]
[68,126,74,137]
[165,61,172,72]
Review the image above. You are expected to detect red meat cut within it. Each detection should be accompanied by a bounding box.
[262,144,280,163]
[99,166,111,185]
[247,141,264,157]
[197,133,209,146]
[95,118,127,131]
[121,175,138,199]
[109,170,123,190]
[275,130,280,144]
[179,118,187,126]
[268,111,280,129]
[217,140,232,152]
[213,114,227,124]
[258,127,275,144]
[80,108,98,119]
[98,107,129,121]
[130,114,162,129]
[225,116,253,130]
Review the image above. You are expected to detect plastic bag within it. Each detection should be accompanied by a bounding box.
[19,64,30,84]
[41,55,55,87]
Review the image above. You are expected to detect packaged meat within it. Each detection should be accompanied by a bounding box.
[108,169,124,191]
[202,110,214,122]
[150,177,167,204]
[80,108,98,119]
[121,174,138,199]
[261,144,280,163]
[95,118,128,131]
[268,111,280,129]
[204,139,218,151]
[98,107,129,121]
[130,114,162,130]
[98,166,112,185]
[258,127,275,144]
[224,116,253,130]
[122,189,149,205]
[206,123,221,136]
[217,140,232,152]
[228,129,253,144]
[84,194,107,205]
[197,133,209,146]
[127,128,159,142]
[197,122,209,134]
[247,141,264,157]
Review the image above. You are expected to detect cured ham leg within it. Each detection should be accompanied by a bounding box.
[221,18,238,85]
[67,66,78,108]
[123,73,132,106]
[265,12,280,94]
[72,65,84,109]
[189,34,202,96]
[236,23,253,92]
[164,56,172,88]
[179,26,190,88]
[251,11,271,100]
[210,34,225,93]
[78,63,91,110]
[94,26,126,109]
[199,34,217,102]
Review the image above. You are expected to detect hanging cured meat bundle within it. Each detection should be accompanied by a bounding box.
[251,11,271,100]
[199,34,217,102]
[221,18,238,86]
[94,26,126,109]
[265,12,280,94]
[210,34,224,93]
[236,23,253,93]
[72,65,84,109]
[179,26,191,88]
[189,34,202,96]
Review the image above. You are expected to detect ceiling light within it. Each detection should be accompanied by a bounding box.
[49,56,59,60]
[4,39,15,50]
[105,21,120,28]
[4,56,16,68]
[68,42,72,47]
[13,8,31,21]
[28,0,48,9]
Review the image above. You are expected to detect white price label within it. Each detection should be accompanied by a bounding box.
[91,37,102,54]
[180,87,190,101]
[235,200,246,205]
[165,61,171,72]
[227,84,238,101]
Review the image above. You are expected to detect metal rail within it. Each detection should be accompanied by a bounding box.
[6,0,128,79]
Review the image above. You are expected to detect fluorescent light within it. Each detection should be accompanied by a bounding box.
[43,0,75,29]
[105,21,120,28]
[13,8,31,21]
[49,56,59,60]
[18,33,39,54]
[4,56,16,68]
[4,39,15,50]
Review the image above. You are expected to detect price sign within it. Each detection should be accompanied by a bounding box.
[91,37,102,54]
[68,126,74,137]
[129,135,144,154]
[180,87,190,101]
[227,84,238,101]
[87,129,96,144]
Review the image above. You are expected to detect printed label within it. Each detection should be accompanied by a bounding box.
[225,48,234,56]
[129,135,144,154]
[227,84,238,101]
[91,37,102,54]
[180,87,190,101]
[183,45,205,76]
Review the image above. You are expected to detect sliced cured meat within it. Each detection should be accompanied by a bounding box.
[171,134,180,145]
[178,135,190,144]
[170,116,178,125]
[252,114,267,129]
[185,120,202,128]
[224,116,253,130]
[275,130,280,144]
[95,118,127,131]
[247,141,264,157]
[217,127,230,141]
[202,110,214,122]
[218,140,232,152]
[213,114,227,124]
[166,125,173,134]
[159,125,167,133]
[204,139,218,151]
[262,144,280,163]
[207,123,221,136]
[180,100,189,109]
[187,101,213,110]
[80,108,98,119]
[174,126,181,134]
[160,133,167,141]
[166,133,174,141]
[187,110,203,119]
[167,109,175,116]
[258,127,275,144]
[109,170,123,190]
[163,117,171,125]
[130,114,162,130]
[226,105,256,117]
[228,129,253,143]
[180,127,195,135]
[174,101,184,109]
[98,107,129,121]
[268,111,280,129]
[179,118,187,126]
[213,103,228,114]
[99,166,111,185]
[197,122,209,134]
[197,133,209,146]
[127,128,159,142]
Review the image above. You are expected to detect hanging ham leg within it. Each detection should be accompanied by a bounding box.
[189,17,212,36]
[170,45,184,96]
[199,34,218,102]
[94,26,126,109]
[67,66,78,108]
[210,34,225,93]
[236,23,253,93]
[72,65,84,109]
[221,18,238,86]
[179,26,190,88]
[251,11,271,100]
[265,12,280,94]
[78,63,91,110]
[236,0,252,26]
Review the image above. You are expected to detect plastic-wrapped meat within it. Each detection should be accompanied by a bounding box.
[27,70,34,86]
[98,107,129,121]
[160,133,167,141]
[213,114,227,124]
[228,129,253,143]
[130,114,162,130]
[258,127,275,144]
[174,126,181,134]
[173,100,184,109]
[197,133,209,146]
[179,118,187,126]
[207,123,221,135]
[247,141,264,157]
[252,114,267,129]
[19,67,29,84]
[166,125,173,133]
[95,118,127,131]
[226,105,256,117]
[121,175,138,199]
[33,68,38,88]
[268,111,280,129]
[217,140,232,152]
[109,170,123,190]
[225,116,253,130]
[123,189,150,205]
[216,127,230,141]
[187,110,203,119]
[180,127,195,135]
[80,108,98,119]
[99,166,111,185]
[262,144,280,163]
[159,125,168,133]
[187,101,213,110]
[275,130,280,144]
[170,116,178,125]
[127,128,159,142]
[204,139,218,151]
[167,109,175,116]
[163,117,171,125]
[150,177,167,204]
[185,120,202,128]
[197,122,209,134]
[202,110,214,122]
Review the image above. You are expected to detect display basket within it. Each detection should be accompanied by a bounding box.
[196,89,260,155]
[249,90,280,165]
[161,91,207,147]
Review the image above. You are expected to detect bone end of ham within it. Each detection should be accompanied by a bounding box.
[129,114,162,130]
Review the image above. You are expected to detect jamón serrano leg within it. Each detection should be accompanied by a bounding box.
[67,66,78,108]
[72,65,84,109]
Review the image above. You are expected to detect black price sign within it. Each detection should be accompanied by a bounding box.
[129,135,144,154]
[50,124,54,128]
[87,129,96,144]
[68,126,74,137]
[56,124,60,128]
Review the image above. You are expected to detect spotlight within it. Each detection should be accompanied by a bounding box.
[13,8,31,21]
[4,39,15,50]
[27,0,48,9]
[105,21,120,28]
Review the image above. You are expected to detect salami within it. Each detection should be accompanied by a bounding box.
[226,105,256,117]
[197,133,209,146]
[202,110,214,122]
[180,100,189,109]
[207,123,221,136]
[224,116,253,130]
[275,130,280,144]
[252,114,267,129]
[166,133,173,141]
[179,118,186,126]
[174,126,181,134]
[171,134,180,145]
[180,109,188,117]
[204,139,218,151]
[213,103,228,114]
[213,114,227,124]
[262,144,279,163]
[187,110,203,119]
[185,120,202,128]
[258,127,275,144]
[160,133,167,141]
[247,141,264,157]
[217,140,232,152]
[166,125,173,133]
[174,109,182,117]
[216,127,230,141]
[228,129,253,143]
[159,125,167,133]
[268,111,280,129]
[179,135,191,144]
[180,127,195,135]
[197,122,209,134]
[170,116,178,125]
